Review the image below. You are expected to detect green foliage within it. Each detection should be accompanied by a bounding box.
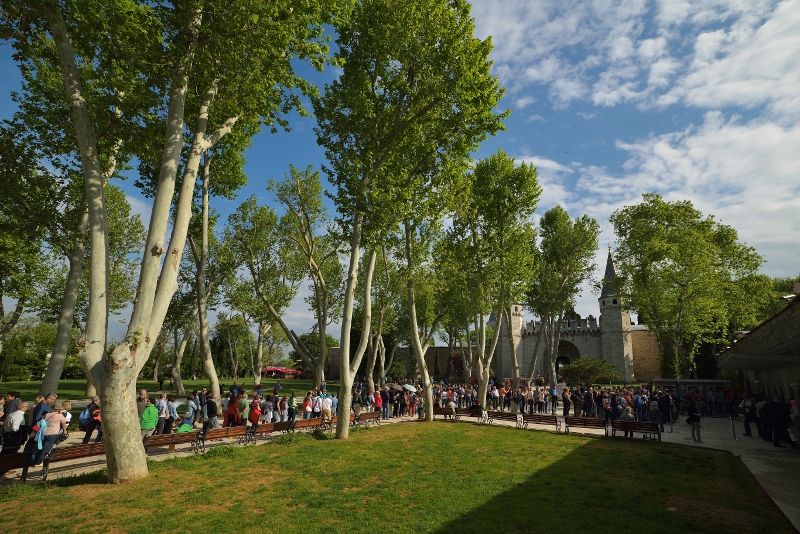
[0,318,58,381]
[611,194,766,377]
[290,332,338,374]
[526,206,600,318]
[559,357,621,385]
[314,0,507,239]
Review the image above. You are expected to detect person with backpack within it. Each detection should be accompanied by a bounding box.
[24,408,67,467]
[80,396,101,443]
[352,388,363,418]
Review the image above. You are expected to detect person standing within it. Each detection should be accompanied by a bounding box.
[155,393,168,435]
[136,389,148,418]
[139,398,158,440]
[203,393,220,430]
[352,388,363,417]
[374,390,383,419]
[686,399,702,443]
[288,392,298,423]
[740,393,762,438]
[32,393,57,424]
[157,374,165,391]
[165,396,178,434]
[573,389,583,418]
[380,387,390,420]
[561,388,572,418]
[649,394,663,432]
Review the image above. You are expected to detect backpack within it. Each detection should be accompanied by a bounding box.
[79,406,92,426]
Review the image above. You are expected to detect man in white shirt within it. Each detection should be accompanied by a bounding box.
[155,393,168,434]
[321,395,333,422]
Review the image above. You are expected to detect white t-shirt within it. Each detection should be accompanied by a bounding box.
[7,410,25,432]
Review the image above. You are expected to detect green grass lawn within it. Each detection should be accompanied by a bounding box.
[0,422,792,533]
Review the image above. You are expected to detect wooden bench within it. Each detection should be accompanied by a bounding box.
[143,431,202,453]
[564,416,607,437]
[432,407,460,421]
[253,422,276,440]
[0,452,33,482]
[40,441,108,480]
[487,411,519,426]
[521,413,562,432]
[293,418,323,433]
[454,408,483,420]
[273,420,295,434]
[610,420,661,441]
[356,411,381,425]
[197,425,248,452]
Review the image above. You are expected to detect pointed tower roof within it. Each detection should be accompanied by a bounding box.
[600,245,619,298]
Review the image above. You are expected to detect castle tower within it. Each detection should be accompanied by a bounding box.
[599,247,635,381]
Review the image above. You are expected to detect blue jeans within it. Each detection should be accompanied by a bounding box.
[303,412,311,419]
[634,407,642,422]
[24,434,59,465]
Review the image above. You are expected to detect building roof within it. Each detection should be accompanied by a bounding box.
[600,247,619,298]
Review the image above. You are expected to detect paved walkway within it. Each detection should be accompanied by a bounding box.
[4,411,798,529]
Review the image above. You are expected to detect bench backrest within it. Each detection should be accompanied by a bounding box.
[51,442,106,462]
[144,432,198,448]
[0,452,28,469]
[294,419,311,430]
[524,414,557,424]
[255,423,276,434]
[273,421,292,432]
[565,416,605,426]
[360,411,380,419]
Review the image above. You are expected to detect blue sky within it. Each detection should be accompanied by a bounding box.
[2,0,799,340]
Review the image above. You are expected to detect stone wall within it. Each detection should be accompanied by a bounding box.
[719,298,800,399]
[631,327,660,382]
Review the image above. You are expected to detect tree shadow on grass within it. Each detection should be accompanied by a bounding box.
[431,437,795,534]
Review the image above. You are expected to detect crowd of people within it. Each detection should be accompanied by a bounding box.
[1,376,797,477]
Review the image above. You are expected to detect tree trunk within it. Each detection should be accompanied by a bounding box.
[335,218,376,439]
[85,380,96,398]
[526,307,552,381]
[194,153,221,399]
[172,323,193,397]
[43,1,207,483]
[476,284,506,410]
[152,335,164,382]
[227,325,239,381]
[38,213,87,397]
[504,308,521,388]
[253,322,268,386]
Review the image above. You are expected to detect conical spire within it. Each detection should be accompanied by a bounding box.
[600,245,619,298]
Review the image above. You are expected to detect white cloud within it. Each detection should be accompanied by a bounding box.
[514,96,537,109]
[525,114,547,122]
[472,0,798,114]
[577,111,596,119]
